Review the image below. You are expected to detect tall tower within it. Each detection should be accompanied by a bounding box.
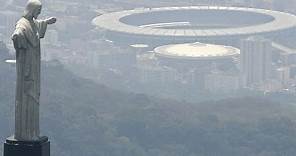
[240,36,272,87]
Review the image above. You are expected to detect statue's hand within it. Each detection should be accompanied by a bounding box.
[46,17,57,24]
[12,33,18,41]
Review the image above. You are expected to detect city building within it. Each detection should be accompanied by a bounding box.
[138,65,177,84]
[276,67,291,86]
[271,42,296,66]
[205,71,240,93]
[240,36,272,87]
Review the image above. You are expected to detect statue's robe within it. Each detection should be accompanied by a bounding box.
[12,17,47,141]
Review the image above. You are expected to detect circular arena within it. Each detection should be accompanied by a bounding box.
[93,6,296,45]
[154,42,240,61]
[154,42,240,71]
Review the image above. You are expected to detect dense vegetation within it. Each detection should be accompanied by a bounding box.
[1,61,296,156]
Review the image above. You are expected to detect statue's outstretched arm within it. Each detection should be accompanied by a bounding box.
[45,17,57,25]
[35,17,57,39]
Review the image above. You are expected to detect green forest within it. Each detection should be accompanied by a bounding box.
[1,46,296,156]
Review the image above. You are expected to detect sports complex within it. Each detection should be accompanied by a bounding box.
[93,6,296,46]
[154,42,240,70]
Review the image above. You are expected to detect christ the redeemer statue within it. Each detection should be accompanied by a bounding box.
[4,1,56,155]
[12,0,56,141]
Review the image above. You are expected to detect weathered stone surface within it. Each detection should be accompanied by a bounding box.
[11,0,56,141]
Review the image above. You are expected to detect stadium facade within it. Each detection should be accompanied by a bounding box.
[93,6,296,46]
[154,42,240,70]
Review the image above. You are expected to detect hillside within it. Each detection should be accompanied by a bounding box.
[0,61,296,156]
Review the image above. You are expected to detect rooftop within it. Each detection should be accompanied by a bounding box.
[93,6,296,38]
[154,42,240,60]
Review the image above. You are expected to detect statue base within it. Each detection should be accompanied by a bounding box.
[4,136,50,156]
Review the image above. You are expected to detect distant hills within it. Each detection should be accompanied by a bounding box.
[1,60,296,156]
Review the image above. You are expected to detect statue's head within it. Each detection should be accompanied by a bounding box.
[24,0,42,19]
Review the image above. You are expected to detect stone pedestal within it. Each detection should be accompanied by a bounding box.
[4,136,50,156]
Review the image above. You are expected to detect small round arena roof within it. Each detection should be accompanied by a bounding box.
[154,42,240,60]
[4,59,16,64]
[92,6,296,38]
[130,44,149,48]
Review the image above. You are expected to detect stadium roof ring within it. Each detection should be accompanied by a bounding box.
[92,6,296,38]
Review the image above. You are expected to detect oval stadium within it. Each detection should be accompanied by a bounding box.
[92,6,296,46]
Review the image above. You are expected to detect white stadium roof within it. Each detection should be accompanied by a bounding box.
[92,6,296,38]
[154,42,240,60]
